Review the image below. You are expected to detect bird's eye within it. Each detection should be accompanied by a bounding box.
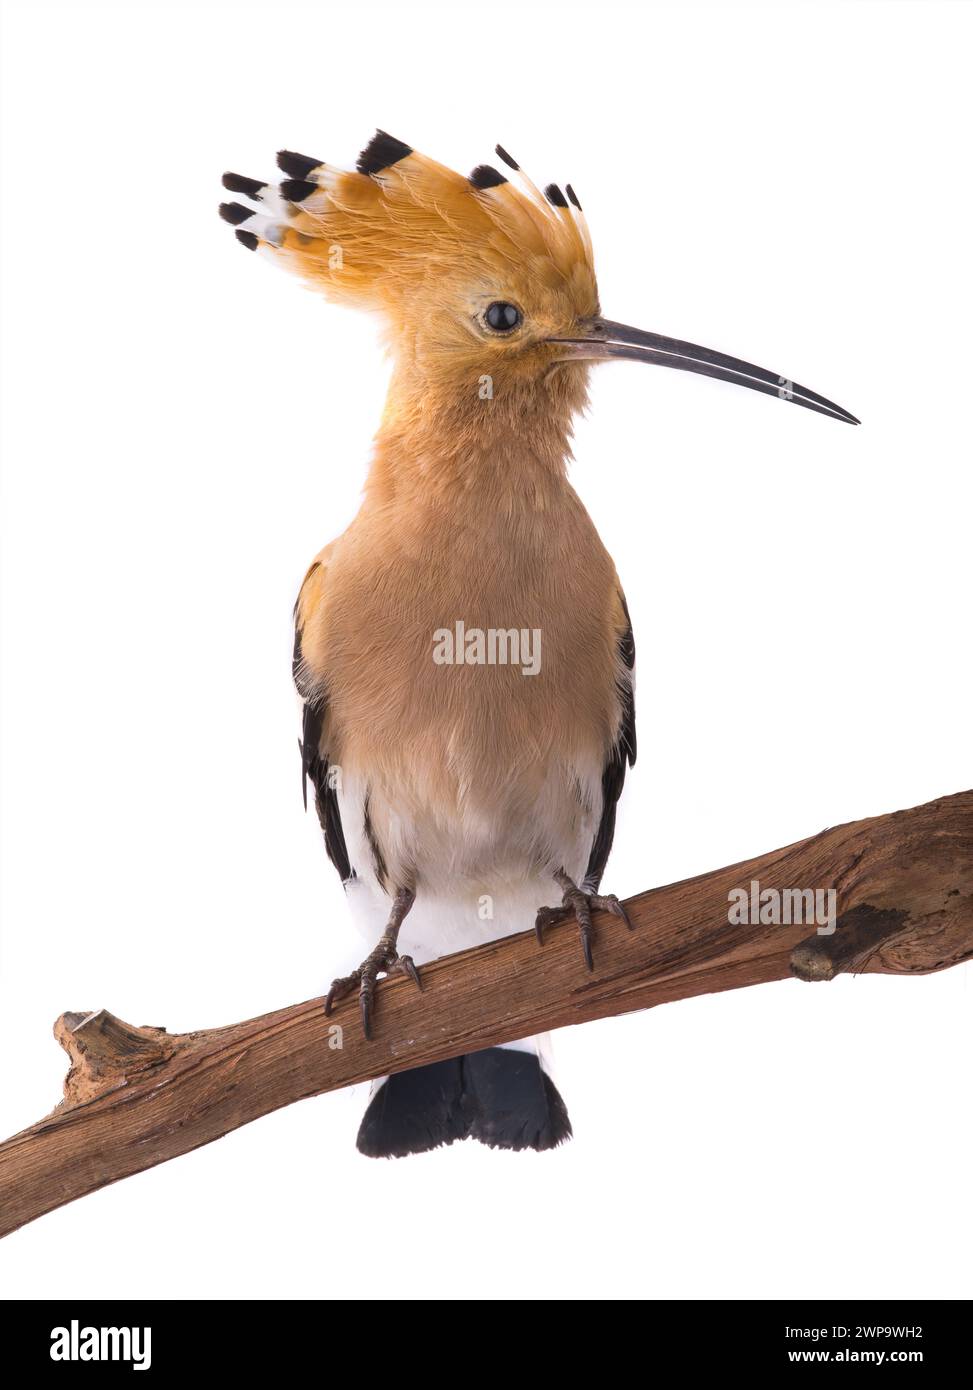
[484,301,522,333]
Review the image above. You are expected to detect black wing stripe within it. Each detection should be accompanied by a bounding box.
[583,591,636,890]
[363,795,389,891]
[615,590,636,766]
[294,617,353,884]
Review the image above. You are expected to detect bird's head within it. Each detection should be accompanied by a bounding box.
[221,131,857,427]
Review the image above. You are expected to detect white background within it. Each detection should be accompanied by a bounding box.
[1,0,971,1300]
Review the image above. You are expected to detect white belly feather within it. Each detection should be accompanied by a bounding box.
[336,751,604,962]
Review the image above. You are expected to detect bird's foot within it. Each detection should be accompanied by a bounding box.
[534,872,634,972]
[324,939,421,1040]
[324,889,420,1039]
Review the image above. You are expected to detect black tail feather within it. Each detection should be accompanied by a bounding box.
[356,1057,467,1159]
[463,1049,572,1152]
[356,1048,572,1159]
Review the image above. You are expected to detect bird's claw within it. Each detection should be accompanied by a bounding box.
[385,952,422,993]
[533,905,561,945]
[593,892,635,933]
[534,881,634,972]
[324,944,422,1040]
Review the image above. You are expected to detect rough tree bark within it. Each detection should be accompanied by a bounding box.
[1,791,970,1240]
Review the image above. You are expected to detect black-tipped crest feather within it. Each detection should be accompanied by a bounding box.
[222,172,266,200]
[357,129,412,176]
[280,178,316,204]
[219,201,255,225]
[277,149,322,179]
[468,163,507,190]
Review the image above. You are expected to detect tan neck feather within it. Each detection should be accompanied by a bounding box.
[364,360,590,513]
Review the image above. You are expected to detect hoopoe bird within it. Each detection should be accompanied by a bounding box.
[220,130,857,1159]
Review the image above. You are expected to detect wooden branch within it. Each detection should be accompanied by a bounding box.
[2,791,971,1239]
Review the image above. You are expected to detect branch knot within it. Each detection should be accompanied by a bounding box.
[54,1009,176,1106]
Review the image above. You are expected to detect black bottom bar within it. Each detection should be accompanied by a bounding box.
[1,1298,964,1375]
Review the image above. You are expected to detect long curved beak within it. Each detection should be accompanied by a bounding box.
[551,317,859,425]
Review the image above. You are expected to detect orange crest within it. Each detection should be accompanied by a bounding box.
[221,132,599,377]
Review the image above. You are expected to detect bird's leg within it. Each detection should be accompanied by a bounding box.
[535,869,634,972]
[324,887,421,1039]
